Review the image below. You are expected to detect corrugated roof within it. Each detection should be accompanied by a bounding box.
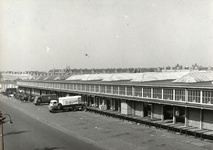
[66,74,90,81]
[56,74,72,80]
[102,73,142,81]
[131,71,189,82]
[36,75,48,80]
[44,75,59,80]
[67,73,141,81]
[81,74,112,81]
[173,71,213,83]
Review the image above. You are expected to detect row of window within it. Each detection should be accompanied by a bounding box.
[18,81,213,104]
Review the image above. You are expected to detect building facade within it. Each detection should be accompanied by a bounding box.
[16,71,213,131]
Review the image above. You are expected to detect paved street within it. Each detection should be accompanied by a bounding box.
[0,96,101,150]
[0,95,213,150]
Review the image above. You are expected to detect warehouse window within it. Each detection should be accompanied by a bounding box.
[153,88,162,99]
[66,84,69,89]
[106,85,111,94]
[70,84,74,90]
[68,84,72,90]
[119,86,125,95]
[188,90,200,103]
[95,85,99,93]
[82,84,85,91]
[126,86,132,96]
[175,89,185,101]
[202,91,213,104]
[163,89,173,100]
[143,88,151,98]
[113,86,118,95]
[134,87,142,97]
[53,83,56,88]
[62,83,65,89]
[59,83,62,89]
[77,84,81,91]
[90,85,95,92]
[100,85,105,93]
[86,84,89,91]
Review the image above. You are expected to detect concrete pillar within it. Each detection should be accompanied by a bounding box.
[94,96,96,107]
[173,106,176,124]
[132,87,134,97]
[200,109,203,129]
[151,104,154,119]
[86,95,89,106]
[200,91,203,104]
[118,99,121,113]
[173,89,175,100]
[141,88,143,97]
[162,89,164,99]
[161,105,164,121]
[151,88,153,98]
[131,101,135,116]
[185,107,188,127]
[99,97,102,106]
[141,102,144,117]
[110,98,113,110]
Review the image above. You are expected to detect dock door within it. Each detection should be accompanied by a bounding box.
[164,105,173,120]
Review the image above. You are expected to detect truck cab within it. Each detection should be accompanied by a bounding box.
[48,100,59,113]
[33,94,57,105]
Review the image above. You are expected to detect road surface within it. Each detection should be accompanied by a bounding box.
[0,96,101,150]
[0,95,212,150]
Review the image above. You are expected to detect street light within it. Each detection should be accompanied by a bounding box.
[0,111,13,150]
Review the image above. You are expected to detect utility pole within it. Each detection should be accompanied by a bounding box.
[0,111,13,150]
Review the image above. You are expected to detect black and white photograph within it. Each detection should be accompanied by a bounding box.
[0,0,213,150]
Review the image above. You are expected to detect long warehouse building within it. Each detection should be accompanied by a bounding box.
[16,71,213,137]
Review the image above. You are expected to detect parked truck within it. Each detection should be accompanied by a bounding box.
[48,96,86,113]
[34,94,57,105]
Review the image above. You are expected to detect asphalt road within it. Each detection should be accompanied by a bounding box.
[0,96,101,150]
[0,95,212,150]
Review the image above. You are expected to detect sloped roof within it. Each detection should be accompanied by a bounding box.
[66,74,90,81]
[36,75,48,80]
[102,73,142,81]
[81,74,112,81]
[131,71,189,82]
[44,75,59,80]
[173,71,213,83]
[55,74,71,80]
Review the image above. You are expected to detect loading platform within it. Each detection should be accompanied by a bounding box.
[86,107,213,141]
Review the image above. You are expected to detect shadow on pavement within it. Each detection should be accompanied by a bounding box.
[4,130,30,136]
[34,147,64,150]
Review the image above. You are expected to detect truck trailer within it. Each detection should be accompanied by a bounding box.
[48,96,86,113]
[34,94,58,105]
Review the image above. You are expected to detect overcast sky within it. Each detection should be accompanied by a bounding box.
[0,0,212,71]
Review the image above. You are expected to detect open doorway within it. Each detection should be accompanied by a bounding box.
[164,105,173,120]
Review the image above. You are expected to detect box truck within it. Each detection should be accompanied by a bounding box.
[48,96,86,113]
[34,94,57,105]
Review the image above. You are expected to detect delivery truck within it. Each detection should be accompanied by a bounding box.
[34,94,58,105]
[48,96,86,113]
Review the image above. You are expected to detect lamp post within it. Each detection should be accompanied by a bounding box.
[0,112,13,150]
